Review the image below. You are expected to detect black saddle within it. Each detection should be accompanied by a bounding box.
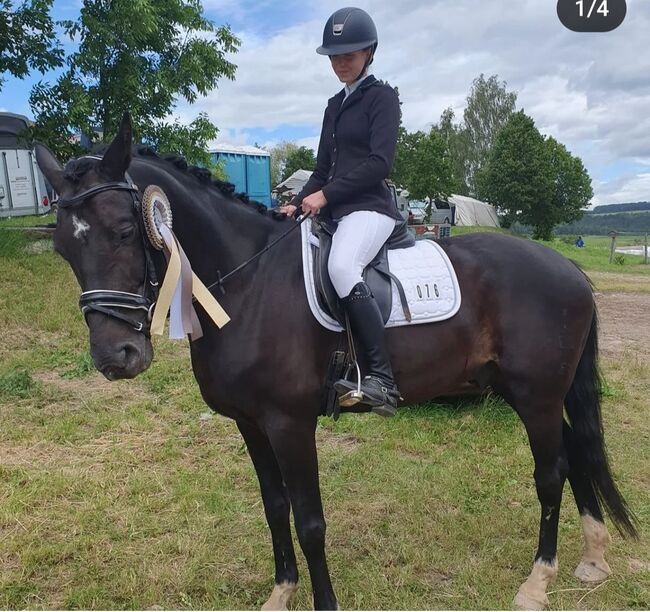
[310,217,415,327]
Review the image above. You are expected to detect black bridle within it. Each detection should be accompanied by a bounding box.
[55,171,159,336]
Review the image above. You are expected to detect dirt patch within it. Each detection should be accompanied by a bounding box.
[595,293,650,364]
[31,369,152,406]
[317,429,362,454]
[0,325,65,360]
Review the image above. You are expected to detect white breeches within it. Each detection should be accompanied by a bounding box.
[327,210,396,298]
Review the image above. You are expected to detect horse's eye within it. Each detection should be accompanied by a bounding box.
[119,226,135,241]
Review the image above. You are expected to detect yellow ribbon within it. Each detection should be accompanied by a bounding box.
[150,224,229,337]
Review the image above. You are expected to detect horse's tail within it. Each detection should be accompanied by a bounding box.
[564,305,638,538]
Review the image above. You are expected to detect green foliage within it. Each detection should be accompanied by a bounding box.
[269,141,299,187]
[476,111,553,237]
[478,111,592,240]
[28,0,240,160]
[62,351,94,379]
[0,229,29,257]
[144,112,224,177]
[613,253,626,266]
[0,369,38,398]
[436,107,470,195]
[592,201,650,214]
[462,74,517,194]
[281,146,316,182]
[546,136,593,223]
[392,128,454,207]
[0,0,63,90]
[556,211,650,235]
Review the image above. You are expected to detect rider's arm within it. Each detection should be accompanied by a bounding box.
[321,86,400,205]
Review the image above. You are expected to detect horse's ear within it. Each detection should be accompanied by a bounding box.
[34,143,66,194]
[101,112,133,179]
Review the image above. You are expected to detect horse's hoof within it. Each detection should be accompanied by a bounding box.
[261,582,298,611]
[574,559,611,582]
[513,588,549,611]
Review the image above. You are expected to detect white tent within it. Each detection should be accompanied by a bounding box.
[450,194,500,227]
[274,169,313,195]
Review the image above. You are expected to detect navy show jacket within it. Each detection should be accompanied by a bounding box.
[292,75,402,221]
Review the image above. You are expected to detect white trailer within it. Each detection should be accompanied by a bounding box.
[0,113,51,218]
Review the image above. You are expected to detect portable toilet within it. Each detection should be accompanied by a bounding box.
[0,112,50,217]
[209,144,272,207]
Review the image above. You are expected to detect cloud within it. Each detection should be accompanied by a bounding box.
[593,172,650,205]
[174,0,650,204]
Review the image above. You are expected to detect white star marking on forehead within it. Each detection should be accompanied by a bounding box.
[72,214,91,240]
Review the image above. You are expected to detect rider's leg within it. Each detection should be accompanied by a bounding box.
[327,210,400,416]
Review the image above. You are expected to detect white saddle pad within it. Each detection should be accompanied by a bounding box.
[300,219,462,332]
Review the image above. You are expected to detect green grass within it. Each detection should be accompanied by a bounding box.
[1,225,649,610]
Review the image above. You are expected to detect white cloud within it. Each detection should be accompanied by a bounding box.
[593,173,650,205]
[173,0,650,204]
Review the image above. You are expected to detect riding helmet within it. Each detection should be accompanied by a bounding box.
[316,7,378,56]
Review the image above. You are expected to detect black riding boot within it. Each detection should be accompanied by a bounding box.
[334,282,401,417]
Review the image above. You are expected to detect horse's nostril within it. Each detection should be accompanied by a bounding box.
[119,342,141,367]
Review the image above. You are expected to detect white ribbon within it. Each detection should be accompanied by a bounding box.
[150,222,230,339]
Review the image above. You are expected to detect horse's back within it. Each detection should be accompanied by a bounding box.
[441,232,593,301]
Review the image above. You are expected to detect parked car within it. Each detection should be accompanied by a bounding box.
[408,198,453,225]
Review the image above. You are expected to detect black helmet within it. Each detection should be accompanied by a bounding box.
[316,7,378,56]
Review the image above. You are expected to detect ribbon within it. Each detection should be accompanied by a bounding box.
[150,223,230,339]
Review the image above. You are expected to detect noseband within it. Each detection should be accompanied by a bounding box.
[55,169,159,336]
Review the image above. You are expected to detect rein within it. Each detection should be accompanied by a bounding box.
[205,212,311,295]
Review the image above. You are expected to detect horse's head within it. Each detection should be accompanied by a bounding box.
[36,114,154,380]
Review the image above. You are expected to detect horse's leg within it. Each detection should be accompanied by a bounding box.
[513,401,568,611]
[266,417,337,611]
[563,421,612,582]
[237,419,299,610]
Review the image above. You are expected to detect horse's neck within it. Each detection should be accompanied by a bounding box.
[130,159,288,291]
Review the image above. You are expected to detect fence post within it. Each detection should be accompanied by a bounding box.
[645,232,648,265]
[608,231,617,264]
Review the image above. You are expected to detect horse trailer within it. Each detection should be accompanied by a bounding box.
[0,113,51,218]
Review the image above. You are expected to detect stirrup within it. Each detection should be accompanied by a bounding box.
[334,377,399,412]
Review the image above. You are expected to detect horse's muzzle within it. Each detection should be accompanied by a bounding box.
[93,339,153,380]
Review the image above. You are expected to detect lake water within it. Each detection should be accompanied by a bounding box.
[615,246,649,257]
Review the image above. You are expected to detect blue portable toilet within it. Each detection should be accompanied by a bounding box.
[209,144,272,207]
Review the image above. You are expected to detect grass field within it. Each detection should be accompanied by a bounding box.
[1,218,649,610]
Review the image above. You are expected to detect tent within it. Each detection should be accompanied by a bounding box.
[450,194,500,227]
[274,169,313,196]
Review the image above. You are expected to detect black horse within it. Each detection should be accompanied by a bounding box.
[35,114,636,610]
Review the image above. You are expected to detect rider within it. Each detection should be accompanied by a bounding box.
[282,7,402,416]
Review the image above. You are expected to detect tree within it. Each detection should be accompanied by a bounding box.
[269,141,299,187]
[281,146,316,182]
[146,112,226,179]
[479,113,593,239]
[392,128,454,222]
[29,0,239,160]
[436,107,470,195]
[0,0,63,90]
[545,136,593,229]
[476,111,555,239]
[463,74,517,194]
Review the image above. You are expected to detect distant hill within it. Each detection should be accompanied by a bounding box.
[591,201,650,214]
[555,211,650,235]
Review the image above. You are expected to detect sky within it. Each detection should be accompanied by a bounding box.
[1,0,648,206]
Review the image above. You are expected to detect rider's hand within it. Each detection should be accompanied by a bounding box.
[301,191,328,215]
[278,204,297,216]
